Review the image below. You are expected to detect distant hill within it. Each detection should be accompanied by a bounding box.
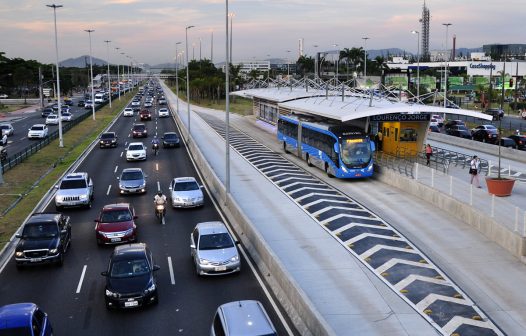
[60,55,107,67]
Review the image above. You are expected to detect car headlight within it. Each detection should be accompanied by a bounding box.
[144,283,156,294]
[199,258,210,265]
[230,255,239,262]
[15,251,23,257]
[49,248,58,255]
[100,140,104,144]
[105,289,120,298]
[79,194,88,200]
[124,228,135,236]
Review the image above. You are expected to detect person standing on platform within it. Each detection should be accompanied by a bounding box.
[377,130,383,152]
[425,144,433,166]
[469,155,481,188]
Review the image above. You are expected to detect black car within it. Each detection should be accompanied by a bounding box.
[508,135,526,149]
[499,137,517,149]
[101,243,160,309]
[77,100,85,107]
[444,120,465,131]
[472,128,499,144]
[162,132,180,148]
[41,107,54,118]
[445,125,471,139]
[99,132,118,148]
[485,108,504,121]
[14,213,71,268]
[132,124,147,138]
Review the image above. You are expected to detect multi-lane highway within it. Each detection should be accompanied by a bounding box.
[0,85,295,335]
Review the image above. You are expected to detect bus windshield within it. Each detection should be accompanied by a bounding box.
[340,138,371,168]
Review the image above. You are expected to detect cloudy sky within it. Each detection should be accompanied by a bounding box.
[1,0,524,66]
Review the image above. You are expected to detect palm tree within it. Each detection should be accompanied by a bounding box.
[296,55,314,77]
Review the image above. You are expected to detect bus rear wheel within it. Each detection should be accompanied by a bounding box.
[283,142,288,153]
[325,163,334,178]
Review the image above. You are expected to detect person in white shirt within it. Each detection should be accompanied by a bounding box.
[469,155,481,188]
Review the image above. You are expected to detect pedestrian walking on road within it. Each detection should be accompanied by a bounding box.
[425,144,433,166]
[469,155,481,188]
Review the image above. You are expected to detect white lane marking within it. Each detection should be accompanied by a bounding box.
[76,265,87,294]
[156,163,159,171]
[120,151,123,157]
[167,257,175,284]
[114,165,118,173]
[157,180,161,191]
[106,185,112,195]
[179,131,294,336]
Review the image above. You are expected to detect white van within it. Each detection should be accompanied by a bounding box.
[94,93,105,103]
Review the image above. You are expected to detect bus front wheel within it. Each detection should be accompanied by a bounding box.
[283,142,288,153]
[325,163,334,178]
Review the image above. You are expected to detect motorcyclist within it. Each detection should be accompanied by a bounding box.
[154,190,167,215]
[151,136,160,154]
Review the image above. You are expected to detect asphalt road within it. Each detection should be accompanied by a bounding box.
[0,91,295,335]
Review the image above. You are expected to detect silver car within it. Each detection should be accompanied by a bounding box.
[211,300,277,336]
[169,177,204,208]
[190,221,240,276]
[118,168,147,194]
[54,172,94,210]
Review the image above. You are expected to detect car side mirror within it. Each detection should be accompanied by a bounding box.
[200,185,204,189]
[190,244,195,249]
[153,265,160,271]
[235,240,240,245]
[15,234,21,238]
[94,219,99,222]
[61,229,67,234]
[54,185,59,189]
[101,271,108,277]
[133,215,138,219]
[116,177,120,180]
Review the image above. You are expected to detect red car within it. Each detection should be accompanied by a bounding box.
[95,203,137,245]
[140,109,151,121]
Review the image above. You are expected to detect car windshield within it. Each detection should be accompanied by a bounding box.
[31,126,44,131]
[100,209,132,223]
[60,179,87,189]
[199,233,234,250]
[22,222,59,239]
[101,133,115,139]
[173,181,199,191]
[110,258,150,278]
[340,139,371,168]
[133,126,145,131]
[457,126,468,131]
[485,125,497,130]
[128,144,144,151]
[121,171,144,180]
[0,125,9,130]
[164,133,178,140]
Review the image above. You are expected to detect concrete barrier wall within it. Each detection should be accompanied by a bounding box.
[375,166,526,262]
[169,103,334,336]
[428,132,526,164]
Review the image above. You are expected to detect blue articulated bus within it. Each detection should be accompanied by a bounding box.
[277,115,375,178]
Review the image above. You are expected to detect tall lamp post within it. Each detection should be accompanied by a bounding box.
[46,3,64,148]
[210,29,214,62]
[442,23,452,108]
[84,29,96,120]
[286,50,291,78]
[226,1,231,197]
[313,44,319,80]
[411,30,420,99]
[175,41,182,114]
[115,47,121,100]
[104,40,112,108]
[362,37,370,86]
[185,25,195,136]
[333,43,339,81]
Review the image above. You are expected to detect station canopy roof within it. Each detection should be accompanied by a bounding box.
[233,87,492,122]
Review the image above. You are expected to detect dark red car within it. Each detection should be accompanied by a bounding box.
[95,203,137,245]
[140,109,151,121]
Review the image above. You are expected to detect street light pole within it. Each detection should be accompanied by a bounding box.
[210,29,214,62]
[333,43,339,81]
[115,47,121,100]
[411,30,420,99]
[85,29,96,120]
[175,42,182,114]
[185,25,195,137]
[47,4,64,148]
[313,45,319,80]
[362,37,370,86]
[226,0,231,197]
[442,23,452,108]
[104,40,112,108]
[286,50,291,78]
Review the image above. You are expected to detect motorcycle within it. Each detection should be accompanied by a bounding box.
[155,202,165,223]
[152,142,159,156]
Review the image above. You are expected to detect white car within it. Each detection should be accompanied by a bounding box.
[45,114,59,125]
[27,124,49,139]
[0,94,8,99]
[123,107,134,117]
[61,112,72,122]
[1,133,6,146]
[131,100,140,107]
[431,114,444,127]
[144,101,153,108]
[0,123,14,136]
[429,118,438,127]
[126,142,147,161]
[158,108,169,118]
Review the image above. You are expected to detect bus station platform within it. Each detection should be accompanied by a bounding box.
[163,83,526,336]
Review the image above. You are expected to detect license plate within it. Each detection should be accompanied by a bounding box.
[124,301,138,307]
[128,189,137,192]
[215,266,226,271]
[111,238,121,242]
[30,258,42,263]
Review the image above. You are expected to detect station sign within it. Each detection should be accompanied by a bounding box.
[371,113,430,122]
